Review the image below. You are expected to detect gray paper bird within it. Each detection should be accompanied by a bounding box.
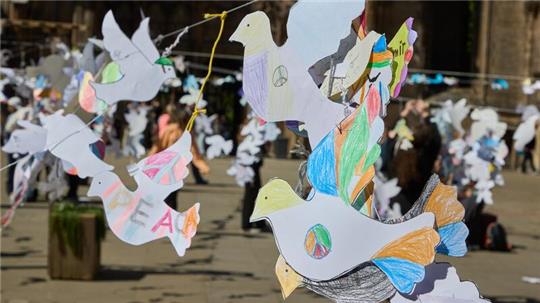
[90,10,176,105]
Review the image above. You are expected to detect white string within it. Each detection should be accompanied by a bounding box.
[161,27,189,58]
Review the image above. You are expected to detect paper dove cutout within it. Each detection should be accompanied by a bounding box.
[87,171,200,257]
[469,108,507,141]
[256,175,469,301]
[205,135,233,159]
[43,110,113,178]
[90,11,176,105]
[231,6,364,146]
[391,263,489,303]
[449,98,470,136]
[2,120,47,155]
[251,178,437,284]
[513,114,539,152]
[123,105,149,158]
[88,132,198,256]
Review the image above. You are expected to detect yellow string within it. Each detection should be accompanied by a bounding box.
[185,11,227,132]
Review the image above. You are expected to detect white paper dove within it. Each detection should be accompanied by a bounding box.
[230,0,367,146]
[449,98,470,136]
[391,263,489,303]
[469,108,507,141]
[43,110,113,178]
[88,132,199,256]
[90,11,176,105]
[513,114,539,152]
[205,135,233,159]
[2,120,47,155]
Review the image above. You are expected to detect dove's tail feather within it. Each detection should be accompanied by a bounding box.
[182,203,200,243]
[371,227,439,294]
[167,203,200,257]
[435,221,468,256]
[386,175,469,257]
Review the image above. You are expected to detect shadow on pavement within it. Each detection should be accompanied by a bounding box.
[489,297,540,303]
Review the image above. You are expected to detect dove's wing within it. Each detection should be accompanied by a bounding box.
[131,132,193,195]
[285,0,366,71]
[450,98,470,135]
[307,99,384,208]
[80,42,97,74]
[101,11,154,75]
[131,17,160,62]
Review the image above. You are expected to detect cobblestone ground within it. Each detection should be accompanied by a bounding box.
[1,158,539,303]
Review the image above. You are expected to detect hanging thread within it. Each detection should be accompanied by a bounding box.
[185,11,227,132]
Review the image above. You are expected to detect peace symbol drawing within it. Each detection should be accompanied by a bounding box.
[272,65,288,87]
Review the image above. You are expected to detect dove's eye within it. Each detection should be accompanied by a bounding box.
[246,24,250,27]
[98,181,102,184]
[264,196,268,200]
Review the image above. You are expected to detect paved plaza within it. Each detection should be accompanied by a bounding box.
[1,158,539,303]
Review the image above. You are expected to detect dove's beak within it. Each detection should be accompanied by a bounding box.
[87,179,98,197]
[229,26,243,44]
[249,207,264,223]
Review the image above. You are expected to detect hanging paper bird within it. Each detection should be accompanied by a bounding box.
[513,114,539,152]
[90,10,176,105]
[250,104,442,286]
[205,135,233,159]
[230,0,367,146]
[272,175,469,301]
[88,130,198,256]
